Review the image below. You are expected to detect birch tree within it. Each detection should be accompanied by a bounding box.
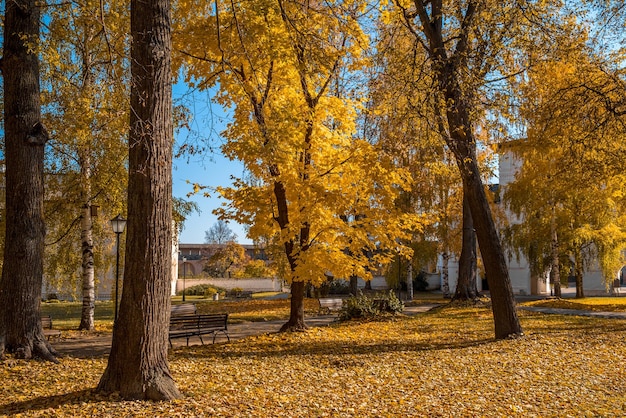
[42,0,128,329]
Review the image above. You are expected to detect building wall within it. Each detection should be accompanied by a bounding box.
[499,148,611,296]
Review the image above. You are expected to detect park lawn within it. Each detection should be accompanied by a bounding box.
[521,296,626,312]
[39,297,322,334]
[2,305,625,417]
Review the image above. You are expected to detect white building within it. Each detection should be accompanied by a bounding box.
[440,150,614,297]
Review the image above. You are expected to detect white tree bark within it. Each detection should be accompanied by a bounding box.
[79,200,95,330]
[442,251,450,298]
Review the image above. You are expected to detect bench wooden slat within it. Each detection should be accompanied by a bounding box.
[41,315,62,339]
[319,298,343,314]
[169,313,229,346]
[170,303,197,317]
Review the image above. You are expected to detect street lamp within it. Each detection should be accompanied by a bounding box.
[110,214,127,322]
[182,257,187,301]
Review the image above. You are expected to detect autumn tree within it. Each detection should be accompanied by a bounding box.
[384,0,551,337]
[504,43,626,298]
[175,0,422,331]
[205,220,237,244]
[204,241,246,277]
[0,0,59,361]
[97,0,180,400]
[41,0,128,329]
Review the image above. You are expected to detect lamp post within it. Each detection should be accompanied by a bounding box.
[110,214,127,322]
[182,257,187,302]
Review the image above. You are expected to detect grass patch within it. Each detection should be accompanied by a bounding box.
[195,298,321,322]
[4,303,626,416]
[40,301,115,332]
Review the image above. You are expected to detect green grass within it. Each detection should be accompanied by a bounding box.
[40,301,115,330]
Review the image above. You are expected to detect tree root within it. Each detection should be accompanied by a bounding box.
[1,335,60,363]
[279,320,308,333]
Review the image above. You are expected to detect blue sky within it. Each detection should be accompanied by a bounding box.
[172,151,252,245]
[172,83,253,245]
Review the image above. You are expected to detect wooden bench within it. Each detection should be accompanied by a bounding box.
[319,298,343,314]
[171,303,198,317]
[41,315,62,339]
[169,313,230,347]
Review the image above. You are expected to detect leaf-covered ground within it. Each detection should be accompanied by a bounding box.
[2,305,626,417]
[522,297,626,313]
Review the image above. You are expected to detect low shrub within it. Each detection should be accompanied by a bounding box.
[339,290,404,321]
[203,286,226,299]
[179,284,228,298]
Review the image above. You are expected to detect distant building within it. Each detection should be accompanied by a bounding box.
[439,149,615,296]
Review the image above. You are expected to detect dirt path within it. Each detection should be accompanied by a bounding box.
[51,315,339,358]
[51,305,440,359]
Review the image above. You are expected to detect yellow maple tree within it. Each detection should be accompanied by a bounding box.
[174,0,426,330]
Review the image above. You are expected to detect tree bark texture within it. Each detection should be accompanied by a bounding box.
[79,202,96,330]
[412,0,522,338]
[550,211,561,298]
[97,0,181,400]
[441,251,450,298]
[449,129,522,338]
[350,275,358,296]
[454,195,479,301]
[435,65,521,338]
[0,0,57,362]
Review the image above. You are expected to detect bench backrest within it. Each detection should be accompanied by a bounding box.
[170,313,228,330]
[41,315,53,329]
[171,303,197,317]
[319,298,343,308]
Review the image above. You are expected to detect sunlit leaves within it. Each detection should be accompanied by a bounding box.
[504,47,626,287]
[174,0,426,286]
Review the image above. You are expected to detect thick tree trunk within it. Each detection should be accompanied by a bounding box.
[0,0,57,362]
[97,0,180,400]
[454,195,479,301]
[79,202,96,330]
[280,281,307,332]
[410,0,521,339]
[350,275,358,296]
[442,91,522,338]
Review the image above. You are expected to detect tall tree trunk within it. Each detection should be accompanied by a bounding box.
[574,248,584,299]
[441,251,450,298]
[442,92,521,338]
[349,275,358,296]
[412,0,522,338]
[97,0,180,400]
[79,201,96,330]
[406,262,413,301]
[279,223,310,332]
[0,0,57,362]
[454,195,478,301]
[280,281,306,332]
[550,210,561,298]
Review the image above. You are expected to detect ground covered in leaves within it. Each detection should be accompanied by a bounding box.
[3,304,626,417]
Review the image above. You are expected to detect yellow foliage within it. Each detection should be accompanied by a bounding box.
[175,0,428,285]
